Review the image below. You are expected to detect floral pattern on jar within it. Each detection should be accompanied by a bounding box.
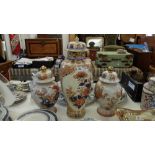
[60,59,93,118]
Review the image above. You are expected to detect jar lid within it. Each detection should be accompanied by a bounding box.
[35,66,55,83]
[99,66,120,83]
[67,37,87,51]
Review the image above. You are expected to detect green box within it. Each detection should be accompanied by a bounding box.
[95,51,133,68]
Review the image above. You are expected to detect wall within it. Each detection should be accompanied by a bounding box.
[62,34,69,57]
[19,34,37,50]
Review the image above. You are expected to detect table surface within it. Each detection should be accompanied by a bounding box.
[8,91,141,121]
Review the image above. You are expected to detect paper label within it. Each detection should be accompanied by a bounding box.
[18,64,24,68]
[128,81,135,91]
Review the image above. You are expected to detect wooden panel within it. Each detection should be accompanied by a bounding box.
[138,36,155,65]
[127,48,152,72]
[25,38,62,58]
[120,34,137,43]
[0,40,2,57]
[30,44,57,53]
[0,61,12,80]
[37,34,62,38]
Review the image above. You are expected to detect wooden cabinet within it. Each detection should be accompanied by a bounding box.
[25,38,62,58]
[137,36,155,66]
[127,48,152,73]
[37,34,62,38]
[0,61,12,80]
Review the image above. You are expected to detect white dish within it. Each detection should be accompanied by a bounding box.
[16,109,58,121]
[17,111,50,121]
[0,80,16,107]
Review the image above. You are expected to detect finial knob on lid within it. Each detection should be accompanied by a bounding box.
[40,65,47,72]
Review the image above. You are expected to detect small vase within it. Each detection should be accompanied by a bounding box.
[31,66,60,112]
[95,66,126,117]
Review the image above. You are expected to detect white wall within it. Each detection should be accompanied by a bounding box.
[62,34,69,57]
[3,34,15,60]
[19,34,37,50]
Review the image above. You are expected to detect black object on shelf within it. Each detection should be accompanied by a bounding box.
[120,72,144,102]
[0,56,6,63]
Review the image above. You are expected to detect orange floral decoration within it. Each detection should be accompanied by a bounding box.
[75,98,85,106]
[60,66,74,77]
[82,88,90,96]
[95,87,103,99]
[66,87,75,97]
[73,71,88,79]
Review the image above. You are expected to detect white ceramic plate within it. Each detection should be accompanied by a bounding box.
[16,109,58,121]
[0,80,16,107]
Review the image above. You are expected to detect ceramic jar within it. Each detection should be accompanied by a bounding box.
[141,77,155,110]
[31,66,60,112]
[60,37,93,118]
[147,65,155,80]
[95,66,126,117]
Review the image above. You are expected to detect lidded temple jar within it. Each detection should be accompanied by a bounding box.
[60,37,93,118]
[141,77,155,110]
[30,66,60,112]
[95,66,126,117]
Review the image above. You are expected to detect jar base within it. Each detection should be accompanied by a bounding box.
[67,105,85,118]
[97,107,115,117]
[41,105,57,113]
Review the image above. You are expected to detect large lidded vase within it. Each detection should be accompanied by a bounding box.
[60,37,93,118]
[31,66,60,112]
[95,66,125,117]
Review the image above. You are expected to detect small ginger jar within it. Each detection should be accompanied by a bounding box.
[141,76,155,110]
[31,66,60,112]
[60,37,93,118]
[95,66,126,117]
